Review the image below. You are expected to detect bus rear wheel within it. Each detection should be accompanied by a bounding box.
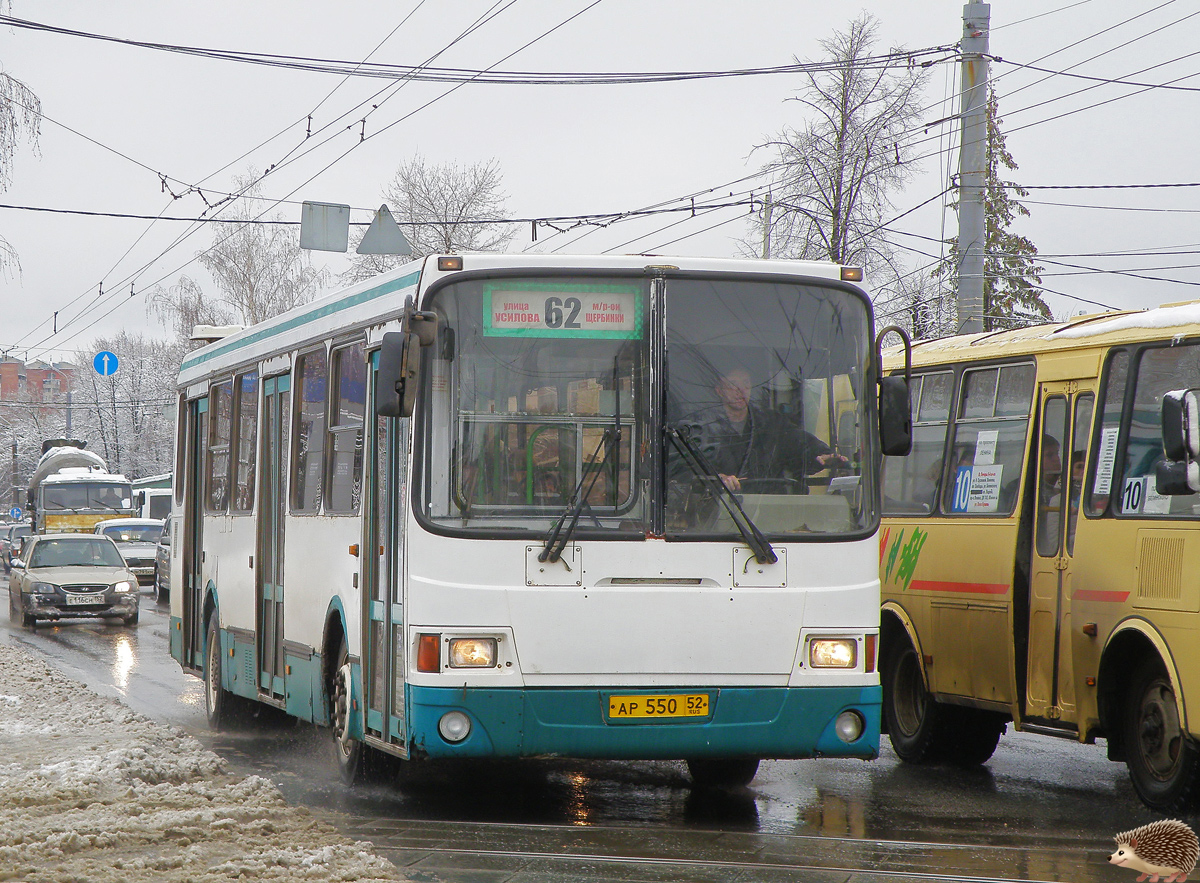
[687,758,760,789]
[1123,658,1200,812]
[204,613,230,729]
[883,640,945,763]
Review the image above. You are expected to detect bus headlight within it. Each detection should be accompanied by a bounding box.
[448,638,497,668]
[809,638,858,669]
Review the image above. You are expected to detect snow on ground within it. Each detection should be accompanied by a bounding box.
[0,643,405,882]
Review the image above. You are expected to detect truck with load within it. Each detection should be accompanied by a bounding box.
[27,439,134,534]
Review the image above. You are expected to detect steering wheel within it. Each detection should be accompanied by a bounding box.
[737,477,801,495]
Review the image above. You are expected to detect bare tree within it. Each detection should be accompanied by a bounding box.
[876,268,957,340]
[74,332,179,479]
[746,13,929,283]
[341,155,514,285]
[150,172,330,340]
[0,39,41,276]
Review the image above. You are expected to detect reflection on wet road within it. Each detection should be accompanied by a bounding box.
[1,582,1166,882]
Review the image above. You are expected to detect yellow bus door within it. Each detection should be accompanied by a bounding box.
[1027,386,1093,725]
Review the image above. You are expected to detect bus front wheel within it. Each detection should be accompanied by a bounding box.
[1123,658,1200,812]
[330,641,396,786]
[883,640,944,763]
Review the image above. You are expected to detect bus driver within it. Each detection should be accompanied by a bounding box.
[697,367,848,492]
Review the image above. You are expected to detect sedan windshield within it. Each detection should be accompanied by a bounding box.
[30,538,126,569]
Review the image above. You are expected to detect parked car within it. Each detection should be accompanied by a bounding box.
[3,523,31,573]
[154,519,171,605]
[93,518,163,588]
[8,533,140,627]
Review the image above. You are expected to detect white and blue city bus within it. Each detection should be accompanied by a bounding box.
[169,253,910,788]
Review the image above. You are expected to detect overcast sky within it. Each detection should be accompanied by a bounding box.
[1,0,1197,366]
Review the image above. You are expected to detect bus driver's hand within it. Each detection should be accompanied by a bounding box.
[719,474,742,492]
[816,453,850,470]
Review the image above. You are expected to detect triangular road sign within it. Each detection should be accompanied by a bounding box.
[357,205,412,255]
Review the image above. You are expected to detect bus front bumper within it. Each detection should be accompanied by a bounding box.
[406,684,880,760]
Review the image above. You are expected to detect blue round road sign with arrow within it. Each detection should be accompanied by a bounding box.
[93,350,119,376]
[9,507,21,520]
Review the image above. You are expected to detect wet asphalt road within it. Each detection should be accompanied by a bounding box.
[1,580,1181,883]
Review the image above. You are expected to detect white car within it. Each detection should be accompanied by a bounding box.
[94,518,164,588]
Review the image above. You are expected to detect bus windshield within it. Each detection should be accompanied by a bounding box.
[420,272,875,538]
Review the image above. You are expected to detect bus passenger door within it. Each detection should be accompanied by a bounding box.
[1027,386,1093,725]
[257,375,289,701]
[182,396,208,672]
[363,355,408,758]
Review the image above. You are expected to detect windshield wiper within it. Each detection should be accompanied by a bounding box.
[664,424,777,565]
[540,427,620,566]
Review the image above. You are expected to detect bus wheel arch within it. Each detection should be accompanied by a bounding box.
[1099,623,1186,761]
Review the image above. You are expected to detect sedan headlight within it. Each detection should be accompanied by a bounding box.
[448,638,497,668]
[808,638,858,669]
[110,580,136,593]
[27,581,57,594]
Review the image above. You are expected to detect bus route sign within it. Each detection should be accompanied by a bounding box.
[483,283,642,340]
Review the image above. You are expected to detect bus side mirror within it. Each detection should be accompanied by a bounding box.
[376,331,421,418]
[878,375,912,457]
[1162,389,1200,461]
[1157,460,1198,496]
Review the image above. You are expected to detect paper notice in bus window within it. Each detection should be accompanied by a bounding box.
[974,430,998,466]
[1094,426,1119,496]
[484,284,642,339]
[1122,476,1146,514]
[967,464,1003,513]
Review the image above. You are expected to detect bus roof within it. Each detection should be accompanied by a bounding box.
[178,253,864,387]
[884,299,1200,370]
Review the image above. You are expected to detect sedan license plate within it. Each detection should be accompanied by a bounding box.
[65,593,98,606]
[608,693,709,719]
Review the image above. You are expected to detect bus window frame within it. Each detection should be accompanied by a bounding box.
[231,369,260,514]
[1084,347,1129,520]
[882,368,954,516]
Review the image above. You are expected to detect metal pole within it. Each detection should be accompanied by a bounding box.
[761,194,774,259]
[957,3,990,334]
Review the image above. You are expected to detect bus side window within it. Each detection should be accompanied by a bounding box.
[943,363,1035,516]
[292,347,328,513]
[206,379,233,513]
[1087,349,1127,517]
[232,371,259,513]
[1119,342,1200,517]
[326,342,366,514]
[882,371,951,515]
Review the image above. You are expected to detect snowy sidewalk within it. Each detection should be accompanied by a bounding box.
[0,643,407,882]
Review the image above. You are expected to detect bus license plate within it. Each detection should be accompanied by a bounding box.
[65,593,96,605]
[608,694,709,719]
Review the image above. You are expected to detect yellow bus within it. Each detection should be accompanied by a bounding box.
[879,300,1200,812]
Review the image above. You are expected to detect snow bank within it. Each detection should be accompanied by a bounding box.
[0,643,403,882]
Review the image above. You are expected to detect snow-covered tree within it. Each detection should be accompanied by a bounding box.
[935,90,1048,331]
[72,332,179,480]
[0,36,41,276]
[341,155,514,285]
[746,13,929,284]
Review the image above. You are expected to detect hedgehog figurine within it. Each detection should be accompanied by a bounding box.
[1110,819,1200,882]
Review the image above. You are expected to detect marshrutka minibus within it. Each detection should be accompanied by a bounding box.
[880,300,1200,811]
[168,253,911,789]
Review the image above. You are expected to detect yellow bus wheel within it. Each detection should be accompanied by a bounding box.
[1124,658,1200,812]
[882,640,946,763]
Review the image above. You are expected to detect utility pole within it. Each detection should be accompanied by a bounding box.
[957,2,990,333]
[761,193,774,259]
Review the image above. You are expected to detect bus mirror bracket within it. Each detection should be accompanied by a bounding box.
[376,331,421,418]
[875,325,913,457]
